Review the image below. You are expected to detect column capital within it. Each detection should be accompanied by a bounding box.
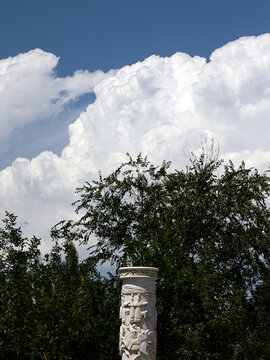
[119,266,159,280]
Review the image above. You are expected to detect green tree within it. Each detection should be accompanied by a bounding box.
[0,212,41,359]
[56,153,270,359]
[28,239,119,360]
[0,213,119,360]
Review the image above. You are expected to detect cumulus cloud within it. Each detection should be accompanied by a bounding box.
[0,48,113,141]
[1,34,270,253]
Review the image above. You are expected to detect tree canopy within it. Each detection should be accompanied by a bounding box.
[0,213,119,360]
[1,153,270,359]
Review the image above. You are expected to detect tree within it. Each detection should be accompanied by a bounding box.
[0,213,120,360]
[0,212,41,359]
[32,240,119,360]
[55,153,270,359]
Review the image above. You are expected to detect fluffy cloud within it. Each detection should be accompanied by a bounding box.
[1,34,270,253]
[0,48,113,141]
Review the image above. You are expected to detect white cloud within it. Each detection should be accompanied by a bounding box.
[0,48,114,142]
[1,34,270,253]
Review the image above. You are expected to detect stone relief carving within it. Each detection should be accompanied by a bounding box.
[119,267,158,360]
[122,283,156,295]
[120,294,148,323]
[119,324,156,360]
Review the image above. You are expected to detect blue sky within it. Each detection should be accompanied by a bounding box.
[1,0,270,168]
[1,0,270,251]
[1,0,270,75]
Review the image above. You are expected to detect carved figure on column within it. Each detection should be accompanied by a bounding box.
[119,267,158,360]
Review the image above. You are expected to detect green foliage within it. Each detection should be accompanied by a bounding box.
[0,212,41,359]
[1,153,270,359]
[0,213,119,360]
[56,153,270,359]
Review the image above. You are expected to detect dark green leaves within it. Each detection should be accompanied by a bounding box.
[1,152,270,359]
[0,213,119,360]
[55,153,270,359]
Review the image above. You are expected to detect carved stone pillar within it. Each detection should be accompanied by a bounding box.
[119,267,159,360]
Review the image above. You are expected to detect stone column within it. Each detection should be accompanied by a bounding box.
[119,267,159,360]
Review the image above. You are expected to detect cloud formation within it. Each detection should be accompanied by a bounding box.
[1,35,270,252]
[0,48,112,141]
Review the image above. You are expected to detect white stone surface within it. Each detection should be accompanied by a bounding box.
[119,267,159,360]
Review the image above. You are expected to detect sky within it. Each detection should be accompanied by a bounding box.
[1,0,270,255]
